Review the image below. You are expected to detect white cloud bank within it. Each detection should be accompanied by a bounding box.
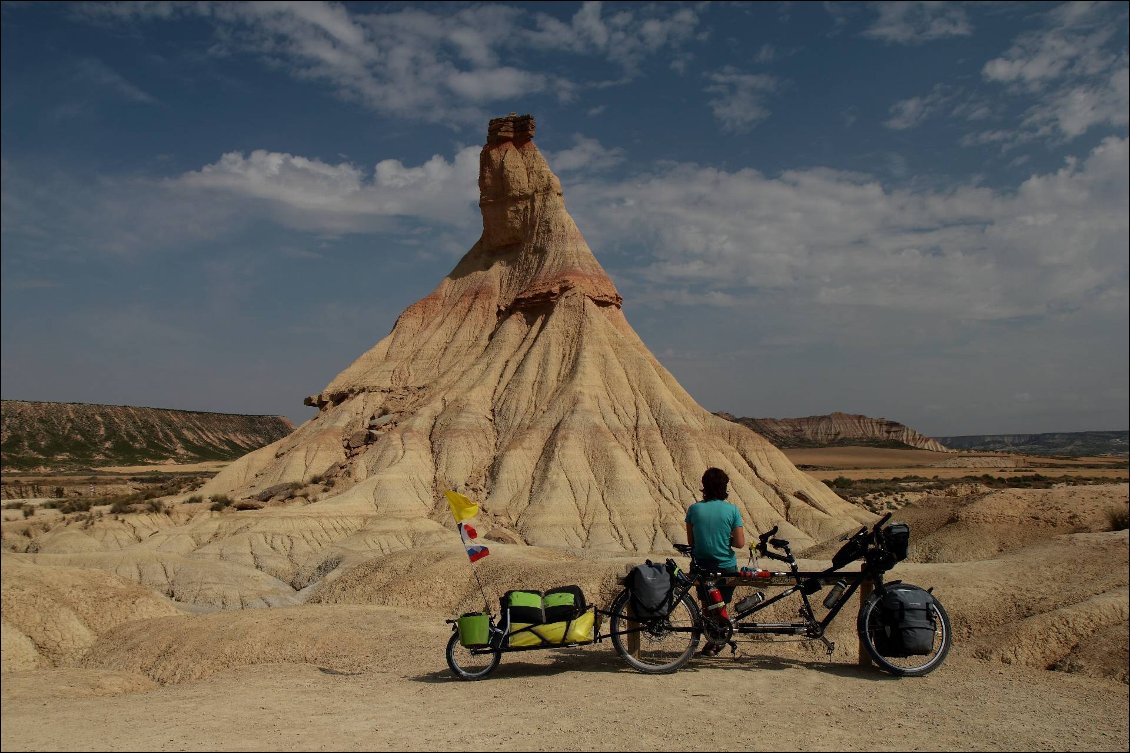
[77,1,701,123]
[568,136,1128,322]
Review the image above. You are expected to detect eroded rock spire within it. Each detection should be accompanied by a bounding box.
[207,114,868,554]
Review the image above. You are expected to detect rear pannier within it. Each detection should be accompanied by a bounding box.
[875,585,937,657]
[627,561,674,618]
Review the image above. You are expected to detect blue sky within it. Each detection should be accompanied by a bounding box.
[2,1,1127,436]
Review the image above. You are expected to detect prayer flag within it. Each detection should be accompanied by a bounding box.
[459,521,490,563]
[445,490,479,523]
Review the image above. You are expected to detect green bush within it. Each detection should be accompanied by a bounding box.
[209,494,232,512]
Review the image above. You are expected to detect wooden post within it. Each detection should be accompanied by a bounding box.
[625,601,640,659]
[857,579,873,667]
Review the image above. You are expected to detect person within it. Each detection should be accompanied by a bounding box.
[685,467,745,656]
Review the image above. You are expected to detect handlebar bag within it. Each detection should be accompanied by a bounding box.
[881,523,911,562]
[876,585,936,656]
[628,561,674,618]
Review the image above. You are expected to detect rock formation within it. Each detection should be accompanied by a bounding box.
[1,400,294,470]
[201,114,867,553]
[720,411,950,452]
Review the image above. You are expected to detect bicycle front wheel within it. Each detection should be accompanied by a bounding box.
[446,633,501,680]
[857,590,952,677]
[608,588,701,674]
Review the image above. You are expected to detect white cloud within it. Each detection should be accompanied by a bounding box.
[77,58,157,103]
[0,146,484,258]
[77,1,702,124]
[980,2,1128,142]
[569,136,1129,322]
[705,68,779,132]
[174,146,482,231]
[885,85,952,130]
[543,136,624,173]
[524,2,700,71]
[863,1,972,45]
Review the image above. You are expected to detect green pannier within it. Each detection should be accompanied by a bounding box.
[457,612,490,647]
[502,589,545,624]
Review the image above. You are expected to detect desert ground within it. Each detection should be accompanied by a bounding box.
[2,448,1127,752]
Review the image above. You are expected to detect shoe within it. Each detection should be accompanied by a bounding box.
[698,643,722,657]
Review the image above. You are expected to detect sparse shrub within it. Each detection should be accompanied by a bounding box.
[1107,506,1129,531]
[109,499,133,514]
[146,499,166,514]
[209,494,232,511]
[186,494,204,504]
[827,476,854,489]
[308,473,324,485]
[22,504,35,519]
[60,498,94,514]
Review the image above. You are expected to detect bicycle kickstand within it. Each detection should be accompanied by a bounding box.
[818,635,835,656]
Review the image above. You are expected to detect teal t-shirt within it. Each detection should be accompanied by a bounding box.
[685,499,744,570]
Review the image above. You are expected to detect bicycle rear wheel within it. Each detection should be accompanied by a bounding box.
[446,633,501,680]
[608,588,701,674]
[857,590,952,677]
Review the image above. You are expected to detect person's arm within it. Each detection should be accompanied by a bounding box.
[686,522,695,548]
[730,525,745,549]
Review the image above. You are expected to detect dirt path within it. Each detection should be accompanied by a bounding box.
[3,648,1126,751]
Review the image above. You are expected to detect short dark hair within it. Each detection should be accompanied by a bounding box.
[701,467,729,501]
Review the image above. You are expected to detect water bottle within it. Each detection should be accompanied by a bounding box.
[822,580,847,609]
[703,584,730,621]
[734,590,765,613]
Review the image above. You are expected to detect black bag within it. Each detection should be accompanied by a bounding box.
[875,585,936,657]
[831,531,868,569]
[881,523,910,562]
[628,561,673,618]
[543,585,587,622]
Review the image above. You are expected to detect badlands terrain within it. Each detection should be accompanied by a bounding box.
[2,448,1127,751]
[2,115,1127,750]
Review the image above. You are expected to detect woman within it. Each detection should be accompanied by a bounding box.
[685,467,745,656]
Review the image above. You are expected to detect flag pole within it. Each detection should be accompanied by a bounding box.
[446,490,495,614]
[469,560,491,613]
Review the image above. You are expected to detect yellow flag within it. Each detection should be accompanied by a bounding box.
[445,490,479,523]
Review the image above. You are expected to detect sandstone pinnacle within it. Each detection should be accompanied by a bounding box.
[202,114,871,551]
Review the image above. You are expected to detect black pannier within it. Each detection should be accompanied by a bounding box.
[881,523,911,562]
[628,561,673,618]
[875,585,937,657]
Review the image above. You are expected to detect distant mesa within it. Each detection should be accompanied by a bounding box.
[934,431,1128,458]
[0,400,293,471]
[203,113,870,553]
[718,411,950,452]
